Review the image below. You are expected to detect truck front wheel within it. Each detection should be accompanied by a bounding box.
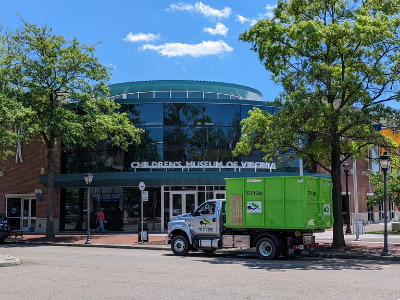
[171,235,190,256]
[256,237,280,260]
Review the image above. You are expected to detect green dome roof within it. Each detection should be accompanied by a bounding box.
[108,80,263,101]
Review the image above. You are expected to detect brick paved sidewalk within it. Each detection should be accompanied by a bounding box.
[5,232,167,245]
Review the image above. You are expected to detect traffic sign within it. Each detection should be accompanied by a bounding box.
[142,191,148,201]
[139,181,145,191]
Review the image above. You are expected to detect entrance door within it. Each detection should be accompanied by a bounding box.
[169,192,197,220]
[22,198,36,231]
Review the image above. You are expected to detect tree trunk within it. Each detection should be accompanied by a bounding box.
[331,162,345,248]
[46,136,55,238]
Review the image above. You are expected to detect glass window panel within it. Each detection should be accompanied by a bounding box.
[198,192,205,205]
[134,103,163,126]
[172,194,182,216]
[171,92,187,98]
[203,104,241,126]
[7,198,21,217]
[230,96,239,99]
[186,193,195,213]
[204,93,218,99]
[154,92,170,98]
[164,103,203,126]
[218,94,230,99]
[188,92,203,98]
[139,92,154,99]
[241,105,255,119]
[142,127,163,143]
[127,93,138,99]
[24,200,29,216]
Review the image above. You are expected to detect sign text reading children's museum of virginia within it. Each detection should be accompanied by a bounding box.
[131,161,276,171]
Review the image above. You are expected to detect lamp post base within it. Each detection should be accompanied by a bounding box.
[381,251,391,256]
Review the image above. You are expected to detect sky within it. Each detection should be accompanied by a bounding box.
[0,0,282,102]
[1,0,400,109]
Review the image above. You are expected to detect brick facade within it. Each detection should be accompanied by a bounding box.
[0,138,60,229]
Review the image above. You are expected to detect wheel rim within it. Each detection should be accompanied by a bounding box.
[174,239,186,253]
[258,241,273,257]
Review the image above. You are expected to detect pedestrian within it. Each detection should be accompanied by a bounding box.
[95,208,106,233]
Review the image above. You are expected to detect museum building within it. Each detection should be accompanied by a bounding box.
[0,80,393,234]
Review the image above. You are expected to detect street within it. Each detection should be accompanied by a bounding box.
[0,244,400,300]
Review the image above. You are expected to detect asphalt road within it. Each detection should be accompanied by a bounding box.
[1,244,400,300]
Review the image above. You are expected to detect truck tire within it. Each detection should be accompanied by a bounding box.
[171,235,190,256]
[256,237,280,260]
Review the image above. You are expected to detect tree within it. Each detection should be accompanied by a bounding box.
[235,0,400,247]
[0,89,34,162]
[0,19,142,238]
[367,151,400,215]
[0,28,34,162]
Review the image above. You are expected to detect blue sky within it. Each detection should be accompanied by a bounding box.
[1,1,400,109]
[0,1,281,102]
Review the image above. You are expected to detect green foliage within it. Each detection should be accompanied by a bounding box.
[0,18,142,237]
[367,153,400,210]
[0,90,34,162]
[236,0,400,247]
[0,19,142,151]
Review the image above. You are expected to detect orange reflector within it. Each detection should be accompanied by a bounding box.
[316,243,319,247]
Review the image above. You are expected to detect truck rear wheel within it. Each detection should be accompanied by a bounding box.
[256,237,280,260]
[171,235,190,256]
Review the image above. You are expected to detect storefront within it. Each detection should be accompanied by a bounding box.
[2,80,308,233]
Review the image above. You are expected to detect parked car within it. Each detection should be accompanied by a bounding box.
[0,214,9,243]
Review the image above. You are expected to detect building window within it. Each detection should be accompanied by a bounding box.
[154,92,170,98]
[171,92,187,98]
[139,92,154,99]
[127,93,139,99]
[218,94,230,99]
[204,93,218,99]
[188,92,203,98]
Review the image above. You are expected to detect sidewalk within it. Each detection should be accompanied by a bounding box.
[1,222,400,266]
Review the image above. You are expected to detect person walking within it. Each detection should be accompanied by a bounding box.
[95,208,106,233]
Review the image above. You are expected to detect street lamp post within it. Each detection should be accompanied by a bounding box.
[84,173,94,245]
[380,152,391,256]
[343,162,352,234]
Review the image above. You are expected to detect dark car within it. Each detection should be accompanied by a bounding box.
[0,214,9,243]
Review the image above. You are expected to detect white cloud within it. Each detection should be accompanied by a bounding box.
[264,4,277,18]
[203,22,228,36]
[139,40,234,57]
[167,2,231,19]
[236,15,257,26]
[167,2,194,11]
[123,32,160,43]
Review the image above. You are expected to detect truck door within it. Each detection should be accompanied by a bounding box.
[191,201,219,237]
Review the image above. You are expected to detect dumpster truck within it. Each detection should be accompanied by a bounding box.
[167,176,333,260]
